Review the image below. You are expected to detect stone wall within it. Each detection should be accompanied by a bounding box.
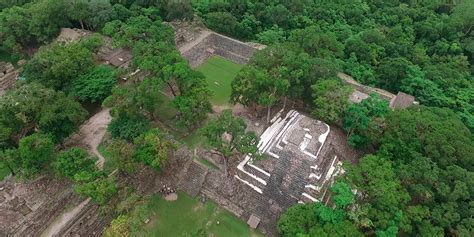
[181,33,214,68]
[180,32,260,68]
[210,33,257,64]
[338,72,396,101]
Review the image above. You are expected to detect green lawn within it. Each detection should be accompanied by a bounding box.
[130,192,263,237]
[196,56,243,105]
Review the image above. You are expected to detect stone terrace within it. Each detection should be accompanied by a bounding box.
[191,110,351,236]
[235,110,342,204]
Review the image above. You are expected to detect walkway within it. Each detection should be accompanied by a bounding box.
[41,109,111,236]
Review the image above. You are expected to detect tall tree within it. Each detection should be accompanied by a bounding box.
[278,181,361,237]
[343,94,389,148]
[107,139,136,174]
[312,79,352,124]
[133,128,176,172]
[23,41,95,90]
[72,65,118,103]
[200,110,260,174]
[346,155,409,232]
[18,133,55,178]
[73,170,117,205]
[52,147,96,179]
[0,83,87,146]
[231,66,289,123]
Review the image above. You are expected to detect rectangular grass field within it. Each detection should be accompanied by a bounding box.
[131,192,263,237]
[196,56,243,105]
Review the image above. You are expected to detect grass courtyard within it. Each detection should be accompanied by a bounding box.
[196,56,243,105]
[130,192,263,237]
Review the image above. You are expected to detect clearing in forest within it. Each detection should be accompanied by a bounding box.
[196,56,243,105]
[132,192,263,237]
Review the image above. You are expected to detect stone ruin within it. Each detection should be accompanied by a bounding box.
[0,62,19,96]
[0,176,83,236]
[235,110,343,204]
[173,21,265,68]
[338,72,417,108]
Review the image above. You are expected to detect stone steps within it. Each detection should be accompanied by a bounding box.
[178,161,208,197]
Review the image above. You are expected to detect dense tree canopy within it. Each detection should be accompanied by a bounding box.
[197,0,474,131]
[103,13,212,131]
[17,133,55,178]
[22,41,96,90]
[312,79,352,124]
[278,181,362,237]
[108,114,150,141]
[52,147,96,179]
[72,65,118,103]
[0,83,87,147]
[1,1,473,235]
[343,94,389,148]
[133,128,176,171]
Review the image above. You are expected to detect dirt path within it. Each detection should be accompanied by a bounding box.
[66,108,112,169]
[40,198,91,237]
[42,109,112,237]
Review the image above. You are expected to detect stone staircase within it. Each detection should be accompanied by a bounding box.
[57,200,110,237]
[236,163,269,193]
[178,161,208,197]
[298,154,343,204]
[262,153,298,209]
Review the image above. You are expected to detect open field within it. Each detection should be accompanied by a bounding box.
[196,56,243,105]
[130,192,263,237]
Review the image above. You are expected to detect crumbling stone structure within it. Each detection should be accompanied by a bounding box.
[0,62,19,96]
[179,30,263,68]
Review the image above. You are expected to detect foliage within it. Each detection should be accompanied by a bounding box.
[103,215,131,237]
[312,79,352,124]
[66,0,118,31]
[17,133,55,178]
[231,43,341,120]
[133,128,176,172]
[52,147,96,179]
[0,148,18,176]
[0,83,87,146]
[103,78,162,119]
[78,33,104,52]
[74,170,117,205]
[376,107,474,235]
[346,155,409,231]
[194,0,474,132]
[164,0,194,21]
[0,0,69,54]
[103,13,212,131]
[106,139,136,174]
[22,41,95,90]
[343,94,389,148]
[108,114,150,141]
[102,15,174,48]
[72,65,117,103]
[173,76,212,130]
[200,110,260,173]
[278,181,361,237]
